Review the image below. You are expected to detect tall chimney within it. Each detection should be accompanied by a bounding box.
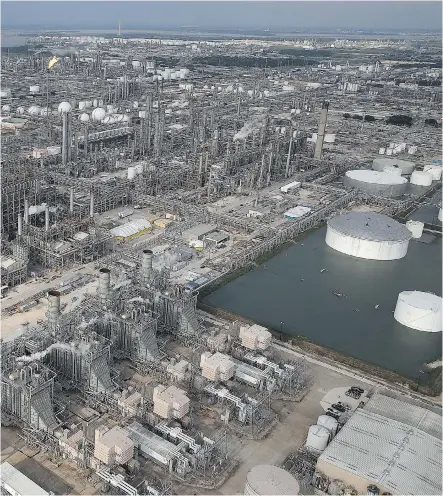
[47,290,61,324]
[70,187,74,213]
[90,191,94,218]
[142,250,153,284]
[45,205,50,231]
[314,101,329,160]
[98,268,111,304]
[62,112,68,166]
[24,199,29,224]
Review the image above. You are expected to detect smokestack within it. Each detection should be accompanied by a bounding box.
[90,191,94,218]
[24,199,29,224]
[18,215,22,236]
[47,290,61,324]
[98,268,111,304]
[45,205,50,231]
[314,101,329,160]
[62,113,68,166]
[70,187,74,213]
[141,250,153,284]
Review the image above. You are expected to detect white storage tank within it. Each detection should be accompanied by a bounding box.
[382,166,402,176]
[139,110,147,119]
[423,164,442,181]
[395,159,415,175]
[306,425,330,453]
[244,465,299,495]
[344,170,407,198]
[128,167,136,180]
[79,113,89,122]
[317,415,338,436]
[394,291,442,333]
[2,105,11,114]
[406,220,424,239]
[47,146,61,156]
[58,102,72,114]
[134,163,144,175]
[29,85,40,93]
[379,147,386,155]
[91,107,106,122]
[326,212,411,261]
[439,208,443,222]
[28,105,41,116]
[78,101,87,110]
[410,171,432,187]
[324,134,336,143]
[386,149,393,156]
[103,116,115,125]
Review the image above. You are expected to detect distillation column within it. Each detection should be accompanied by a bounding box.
[314,101,329,160]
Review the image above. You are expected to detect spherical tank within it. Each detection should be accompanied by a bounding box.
[423,164,442,181]
[394,291,442,333]
[306,425,330,453]
[344,170,407,198]
[410,171,432,187]
[326,212,411,261]
[244,465,299,496]
[58,102,72,113]
[405,220,424,238]
[28,105,41,116]
[29,85,40,93]
[317,415,338,436]
[91,108,106,122]
[16,106,25,114]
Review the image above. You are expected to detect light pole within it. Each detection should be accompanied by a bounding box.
[280,321,284,341]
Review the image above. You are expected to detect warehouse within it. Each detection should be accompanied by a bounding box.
[314,393,442,495]
[110,219,152,241]
[0,462,49,496]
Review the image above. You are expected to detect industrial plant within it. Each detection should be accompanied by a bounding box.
[0,14,442,496]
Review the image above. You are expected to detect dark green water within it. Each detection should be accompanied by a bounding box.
[204,226,442,380]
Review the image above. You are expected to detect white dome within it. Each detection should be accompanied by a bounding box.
[79,113,90,122]
[28,105,41,116]
[58,102,72,113]
[394,291,442,333]
[91,107,106,122]
[16,106,25,114]
[245,465,299,496]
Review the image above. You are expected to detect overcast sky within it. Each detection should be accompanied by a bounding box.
[2,1,442,31]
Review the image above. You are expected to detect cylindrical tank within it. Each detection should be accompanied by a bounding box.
[317,415,338,436]
[405,220,424,239]
[439,208,443,222]
[29,85,40,93]
[244,465,299,496]
[306,425,330,453]
[78,101,87,110]
[79,113,89,122]
[2,105,11,114]
[324,134,336,143]
[410,171,432,187]
[128,167,136,179]
[47,146,61,155]
[28,105,41,116]
[132,61,141,68]
[344,170,407,198]
[395,159,415,175]
[326,212,411,261]
[142,249,153,283]
[16,106,25,114]
[423,164,442,181]
[134,163,144,175]
[386,149,393,156]
[382,166,402,176]
[92,107,106,122]
[378,147,386,155]
[394,291,442,333]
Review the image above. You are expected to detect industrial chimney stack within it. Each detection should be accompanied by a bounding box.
[98,268,111,305]
[314,101,329,160]
[141,250,153,285]
[47,290,61,325]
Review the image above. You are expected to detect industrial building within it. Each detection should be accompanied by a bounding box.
[0,462,49,496]
[314,393,442,495]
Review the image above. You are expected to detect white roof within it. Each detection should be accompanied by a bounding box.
[1,462,49,495]
[318,394,442,495]
[346,170,407,186]
[327,212,411,242]
[284,206,311,218]
[0,256,16,269]
[110,218,151,238]
[246,465,300,495]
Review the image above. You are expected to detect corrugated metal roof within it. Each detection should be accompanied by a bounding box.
[0,461,49,495]
[110,219,151,238]
[318,395,442,495]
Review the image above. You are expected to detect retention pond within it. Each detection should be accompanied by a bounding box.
[203,226,442,381]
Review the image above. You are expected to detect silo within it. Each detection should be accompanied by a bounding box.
[306,425,330,453]
[410,171,432,187]
[244,465,299,496]
[394,291,442,333]
[317,415,338,436]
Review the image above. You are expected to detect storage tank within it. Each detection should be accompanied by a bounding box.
[16,106,25,114]
[378,147,386,155]
[423,164,442,181]
[410,171,432,187]
[79,113,90,122]
[439,208,443,222]
[344,170,407,198]
[324,134,336,143]
[2,105,11,114]
[28,105,41,116]
[405,220,424,239]
[139,110,147,119]
[244,465,299,496]
[134,163,144,175]
[92,107,106,122]
[132,60,141,68]
[326,212,411,261]
[128,167,136,180]
[58,102,72,113]
[317,415,338,436]
[386,149,393,156]
[47,146,61,156]
[306,425,330,453]
[395,159,415,175]
[78,101,87,110]
[29,85,40,93]
[382,166,402,176]
[394,291,442,333]
[103,116,115,125]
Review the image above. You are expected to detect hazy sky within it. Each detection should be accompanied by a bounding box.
[2,1,442,31]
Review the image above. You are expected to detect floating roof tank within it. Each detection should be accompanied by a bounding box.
[344,170,407,198]
[244,465,299,495]
[92,107,106,122]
